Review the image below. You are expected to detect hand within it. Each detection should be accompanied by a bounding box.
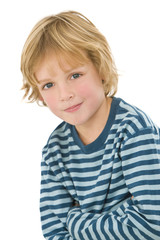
[72,200,80,207]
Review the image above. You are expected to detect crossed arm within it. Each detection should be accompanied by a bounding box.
[41,172,160,239]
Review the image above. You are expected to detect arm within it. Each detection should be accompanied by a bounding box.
[66,127,160,240]
[40,160,74,240]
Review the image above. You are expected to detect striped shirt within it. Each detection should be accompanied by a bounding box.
[40,97,160,239]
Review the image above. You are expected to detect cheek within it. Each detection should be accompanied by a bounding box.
[77,85,91,97]
[42,93,58,109]
[77,81,96,97]
[77,82,104,99]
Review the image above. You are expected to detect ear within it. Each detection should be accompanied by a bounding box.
[39,95,43,101]
[38,94,44,102]
[39,95,46,106]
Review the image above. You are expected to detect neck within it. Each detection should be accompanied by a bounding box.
[75,97,112,145]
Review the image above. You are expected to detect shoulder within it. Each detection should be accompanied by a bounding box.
[115,98,159,139]
[42,121,72,161]
[48,121,71,143]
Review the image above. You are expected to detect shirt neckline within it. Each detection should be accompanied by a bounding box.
[70,97,121,154]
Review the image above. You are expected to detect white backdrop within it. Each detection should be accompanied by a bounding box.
[0,0,160,239]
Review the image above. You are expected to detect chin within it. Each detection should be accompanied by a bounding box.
[64,117,86,126]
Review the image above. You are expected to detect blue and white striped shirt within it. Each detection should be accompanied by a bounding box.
[40,97,160,239]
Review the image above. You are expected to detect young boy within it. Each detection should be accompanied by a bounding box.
[21,11,160,240]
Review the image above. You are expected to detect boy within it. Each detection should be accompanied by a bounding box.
[21,11,160,240]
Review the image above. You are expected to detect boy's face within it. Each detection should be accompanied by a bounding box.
[35,52,107,128]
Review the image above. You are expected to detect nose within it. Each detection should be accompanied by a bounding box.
[58,83,74,101]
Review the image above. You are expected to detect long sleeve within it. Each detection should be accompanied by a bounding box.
[40,160,74,240]
[66,127,160,240]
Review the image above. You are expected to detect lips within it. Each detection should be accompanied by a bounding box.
[64,103,82,113]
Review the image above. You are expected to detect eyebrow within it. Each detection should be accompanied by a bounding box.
[37,78,53,84]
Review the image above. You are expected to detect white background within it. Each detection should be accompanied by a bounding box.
[0,0,160,239]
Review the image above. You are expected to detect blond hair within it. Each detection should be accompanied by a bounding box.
[21,11,118,105]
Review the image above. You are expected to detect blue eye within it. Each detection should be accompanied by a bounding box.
[43,83,54,89]
[71,73,81,79]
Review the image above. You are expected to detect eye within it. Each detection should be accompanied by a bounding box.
[43,82,54,90]
[71,73,81,80]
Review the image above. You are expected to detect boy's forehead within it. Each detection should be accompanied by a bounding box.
[36,51,88,74]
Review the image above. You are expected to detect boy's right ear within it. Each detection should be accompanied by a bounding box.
[39,95,46,106]
[38,94,44,102]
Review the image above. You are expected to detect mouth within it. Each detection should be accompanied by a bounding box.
[64,103,82,113]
